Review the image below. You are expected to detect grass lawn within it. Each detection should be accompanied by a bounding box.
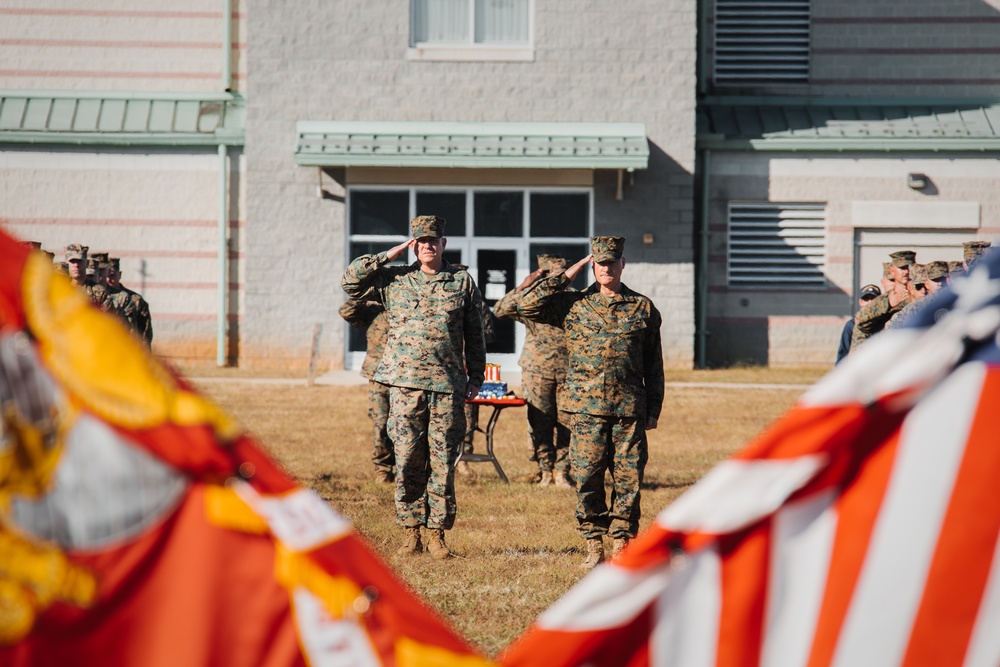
[195,369,816,658]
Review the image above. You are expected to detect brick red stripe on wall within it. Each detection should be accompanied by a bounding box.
[0,70,245,80]
[143,282,243,290]
[0,8,244,19]
[3,218,242,228]
[0,39,245,49]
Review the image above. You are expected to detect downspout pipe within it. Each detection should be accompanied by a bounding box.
[222,0,232,91]
[696,148,710,368]
[217,143,228,367]
[217,0,232,366]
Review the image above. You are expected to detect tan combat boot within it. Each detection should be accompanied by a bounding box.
[427,529,452,560]
[554,470,574,489]
[579,538,605,571]
[611,537,629,558]
[396,526,422,556]
[538,470,554,487]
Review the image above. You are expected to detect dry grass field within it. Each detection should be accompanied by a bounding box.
[191,367,825,659]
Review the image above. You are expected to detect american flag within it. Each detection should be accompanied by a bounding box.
[501,252,1000,667]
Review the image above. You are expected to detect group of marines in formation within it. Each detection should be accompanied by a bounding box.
[837,239,991,363]
[21,241,153,347]
[340,215,663,570]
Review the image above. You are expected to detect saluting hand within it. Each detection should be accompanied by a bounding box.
[386,239,415,262]
[516,268,546,291]
[564,254,593,282]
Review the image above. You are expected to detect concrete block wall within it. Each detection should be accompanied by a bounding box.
[0,0,246,93]
[705,152,1000,366]
[0,148,245,364]
[246,0,698,370]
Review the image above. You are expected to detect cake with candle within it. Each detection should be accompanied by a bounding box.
[476,363,508,399]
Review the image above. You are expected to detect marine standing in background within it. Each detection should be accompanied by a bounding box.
[517,236,664,570]
[963,240,992,271]
[451,264,496,467]
[494,253,574,488]
[87,252,111,309]
[108,258,153,347]
[339,297,395,484]
[342,215,486,560]
[64,244,90,289]
[850,250,914,351]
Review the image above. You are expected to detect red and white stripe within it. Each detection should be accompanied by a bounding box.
[502,326,1000,666]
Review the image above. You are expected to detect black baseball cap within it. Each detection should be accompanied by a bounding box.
[860,284,881,299]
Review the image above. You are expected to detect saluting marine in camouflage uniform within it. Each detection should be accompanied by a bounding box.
[851,250,914,351]
[885,261,949,330]
[339,297,395,483]
[963,240,991,271]
[494,253,574,488]
[516,236,664,570]
[342,215,486,560]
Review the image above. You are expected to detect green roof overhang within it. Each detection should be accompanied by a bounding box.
[697,97,1000,152]
[295,121,649,169]
[0,90,245,147]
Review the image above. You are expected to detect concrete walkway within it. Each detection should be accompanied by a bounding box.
[189,369,811,391]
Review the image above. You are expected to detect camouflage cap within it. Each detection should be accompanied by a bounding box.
[90,252,110,268]
[65,243,88,261]
[108,257,121,272]
[922,260,949,281]
[536,254,567,272]
[963,240,991,264]
[411,215,446,239]
[909,263,927,283]
[948,260,965,275]
[889,250,916,268]
[590,236,625,262]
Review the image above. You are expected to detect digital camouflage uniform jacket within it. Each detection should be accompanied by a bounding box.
[338,298,389,380]
[342,253,486,394]
[516,273,664,420]
[493,281,568,381]
[850,292,908,350]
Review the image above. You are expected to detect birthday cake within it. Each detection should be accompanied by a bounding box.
[477,364,508,399]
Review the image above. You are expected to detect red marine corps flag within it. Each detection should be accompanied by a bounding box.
[0,230,492,666]
[502,252,1000,667]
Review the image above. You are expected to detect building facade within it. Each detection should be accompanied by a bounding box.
[3,0,997,370]
[698,0,1000,365]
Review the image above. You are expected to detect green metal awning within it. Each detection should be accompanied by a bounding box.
[295,121,649,169]
[697,98,1000,152]
[0,90,245,147]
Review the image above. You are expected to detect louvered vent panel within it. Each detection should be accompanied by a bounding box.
[728,202,826,286]
[714,0,810,84]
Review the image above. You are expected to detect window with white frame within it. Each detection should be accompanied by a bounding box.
[409,0,533,61]
[714,0,810,85]
[347,186,591,352]
[727,202,826,287]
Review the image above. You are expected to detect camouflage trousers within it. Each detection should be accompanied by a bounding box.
[387,386,465,531]
[569,414,648,540]
[523,369,571,474]
[463,402,480,454]
[368,381,394,474]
